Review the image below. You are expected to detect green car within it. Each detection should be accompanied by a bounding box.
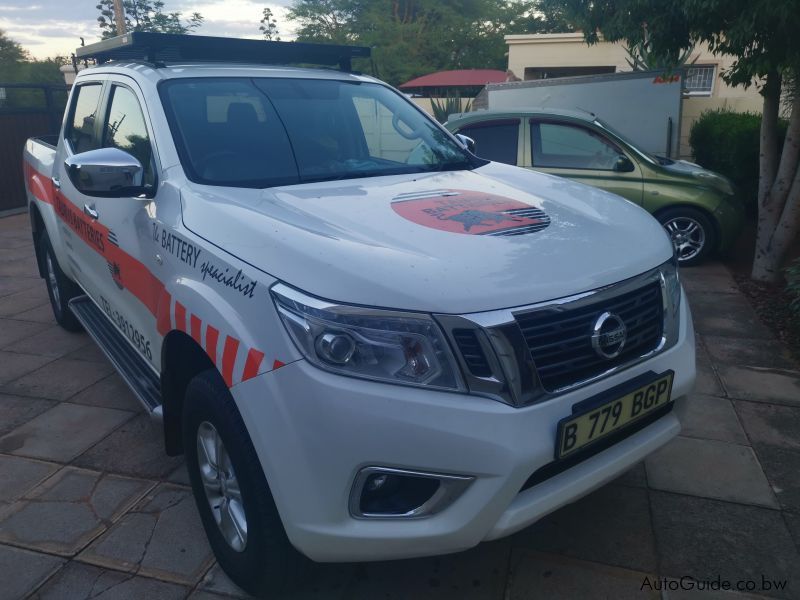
[446,109,743,266]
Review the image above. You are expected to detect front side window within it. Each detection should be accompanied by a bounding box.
[159,77,477,188]
[66,83,102,154]
[103,85,155,185]
[532,122,623,171]
[455,119,519,166]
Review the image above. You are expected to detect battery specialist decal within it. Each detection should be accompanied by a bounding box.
[152,224,202,268]
[199,260,257,299]
[391,189,550,236]
[55,195,105,252]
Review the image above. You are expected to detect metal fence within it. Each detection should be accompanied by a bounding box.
[0,83,69,213]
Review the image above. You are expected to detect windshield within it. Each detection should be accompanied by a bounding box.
[159,77,478,188]
[593,118,675,166]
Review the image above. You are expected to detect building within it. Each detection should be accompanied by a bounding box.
[504,33,762,158]
[399,69,507,116]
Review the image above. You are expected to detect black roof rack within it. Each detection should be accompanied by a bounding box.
[76,32,371,72]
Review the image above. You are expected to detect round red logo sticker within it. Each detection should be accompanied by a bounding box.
[391,190,550,236]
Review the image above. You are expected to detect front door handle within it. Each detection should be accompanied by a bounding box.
[83,204,99,220]
[51,176,60,189]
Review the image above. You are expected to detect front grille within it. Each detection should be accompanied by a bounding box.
[452,329,492,377]
[515,281,664,392]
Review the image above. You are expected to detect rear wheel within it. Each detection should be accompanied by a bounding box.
[183,370,294,597]
[656,207,716,266]
[41,231,83,332]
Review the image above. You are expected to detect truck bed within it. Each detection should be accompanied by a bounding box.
[24,136,57,204]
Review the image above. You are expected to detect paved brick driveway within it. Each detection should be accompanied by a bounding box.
[0,211,799,599]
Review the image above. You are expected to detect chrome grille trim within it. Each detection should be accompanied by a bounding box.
[435,264,680,407]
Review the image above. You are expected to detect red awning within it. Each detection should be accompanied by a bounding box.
[399,69,507,89]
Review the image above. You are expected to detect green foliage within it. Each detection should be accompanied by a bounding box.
[430,94,472,124]
[260,8,280,41]
[287,0,574,86]
[623,26,696,77]
[96,0,203,39]
[0,29,27,64]
[689,109,788,213]
[0,30,67,111]
[787,258,800,318]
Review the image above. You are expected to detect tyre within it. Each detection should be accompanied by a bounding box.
[183,370,294,597]
[40,231,83,332]
[656,206,717,267]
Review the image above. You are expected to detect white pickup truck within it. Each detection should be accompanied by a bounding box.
[23,33,694,597]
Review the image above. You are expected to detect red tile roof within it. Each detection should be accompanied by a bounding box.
[399,69,507,89]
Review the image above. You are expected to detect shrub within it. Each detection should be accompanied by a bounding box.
[430,94,472,124]
[689,109,787,214]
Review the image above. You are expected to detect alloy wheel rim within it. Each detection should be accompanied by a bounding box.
[46,254,61,307]
[663,217,705,262]
[196,421,248,552]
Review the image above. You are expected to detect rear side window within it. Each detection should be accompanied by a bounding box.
[455,119,519,166]
[66,83,102,154]
[103,85,155,185]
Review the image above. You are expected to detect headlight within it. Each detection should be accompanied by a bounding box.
[271,283,464,391]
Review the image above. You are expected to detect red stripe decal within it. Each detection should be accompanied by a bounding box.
[26,164,268,388]
[174,301,187,332]
[222,336,240,387]
[205,325,220,365]
[272,359,285,371]
[242,348,265,382]
[190,314,202,345]
[156,289,172,335]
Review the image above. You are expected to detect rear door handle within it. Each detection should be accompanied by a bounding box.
[83,204,99,220]
[51,176,60,189]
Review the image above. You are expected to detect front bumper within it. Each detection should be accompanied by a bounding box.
[231,290,695,562]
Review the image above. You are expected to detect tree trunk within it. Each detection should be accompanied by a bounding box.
[752,71,785,282]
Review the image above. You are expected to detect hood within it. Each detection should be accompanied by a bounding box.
[180,162,673,314]
[659,159,735,196]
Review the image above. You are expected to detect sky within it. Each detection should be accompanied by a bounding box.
[0,0,296,59]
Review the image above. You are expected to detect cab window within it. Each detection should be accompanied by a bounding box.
[531,121,623,171]
[66,83,102,154]
[455,119,519,166]
[103,85,155,186]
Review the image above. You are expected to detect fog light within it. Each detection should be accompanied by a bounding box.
[349,467,473,518]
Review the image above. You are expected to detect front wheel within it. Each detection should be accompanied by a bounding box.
[41,231,83,331]
[656,207,717,267]
[183,370,294,597]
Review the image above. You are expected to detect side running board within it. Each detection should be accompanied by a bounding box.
[69,295,162,420]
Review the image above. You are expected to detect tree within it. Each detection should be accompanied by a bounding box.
[287,0,573,86]
[542,0,800,283]
[96,0,203,39]
[259,8,280,40]
[0,29,28,65]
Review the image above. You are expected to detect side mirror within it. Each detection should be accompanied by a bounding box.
[456,133,476,154]
[613,155,635,173]
[64,148,146,197]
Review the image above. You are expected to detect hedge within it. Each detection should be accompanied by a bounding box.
[689,109,788,214]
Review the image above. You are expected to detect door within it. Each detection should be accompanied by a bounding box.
[75,79,162,368]
[52,81,107,292]
[453,119,522,166]
[528,120,643,204]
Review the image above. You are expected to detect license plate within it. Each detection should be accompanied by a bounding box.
[556,371,674,459]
